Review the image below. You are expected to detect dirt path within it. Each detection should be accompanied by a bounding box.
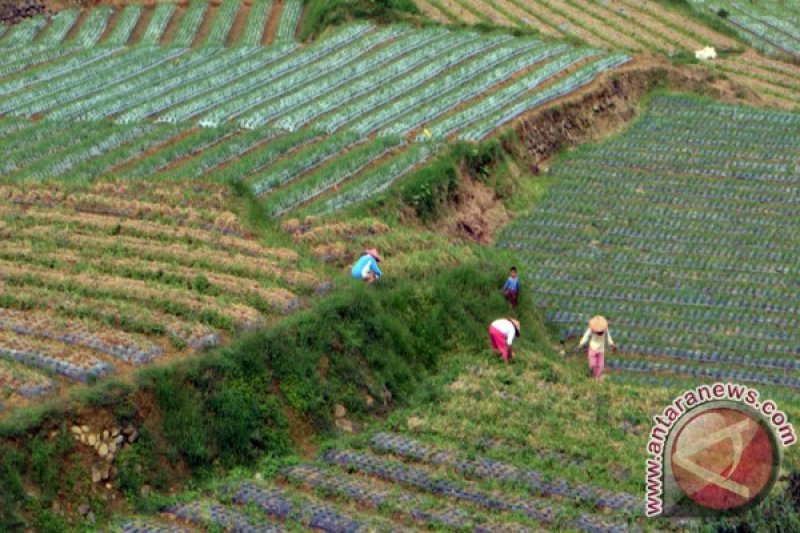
[262,0,283,45]
[493,0,563,38]
[517,0,607,48]
[128,4,155,45]
[191,0,220,48]
[415,0,451,24]
[159,3,186,46]
[226,0,250,46]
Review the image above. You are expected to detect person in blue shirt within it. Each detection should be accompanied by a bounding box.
[502,266,520,310]
[351,248,382,285]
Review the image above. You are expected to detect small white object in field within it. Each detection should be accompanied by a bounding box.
[695,47,717,60]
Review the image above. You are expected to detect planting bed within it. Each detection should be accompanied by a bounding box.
[500,95,800,388]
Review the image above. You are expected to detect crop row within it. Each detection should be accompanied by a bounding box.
[205,0,240,46]
[236,26,438,129]
[0,45,77,78]
[0,46,119,97]
[347,35,532,137]
[305,142,438,215]
[370,432,640,512]
[70,6,113,47]
[0,358,53,398]
[124,45,295,123]
[607,358,800,389]
[0,307,162,365]
[164,500,282,532]
[140,3,177,45]
[37,10,80,46]
[12,48,184,118]
[316,33,510,133]
[171,1,209,47]
[202,25,405,127]
[106,5,143,46]
[118,520,190,533]
[150,23,373,123]
[240,0,273,45]
[264,136,403,215]
[0,17,46,47]
[459,52,631,141]
[273,28,460,132]
[0,330,113,383]
[276,0,303,42]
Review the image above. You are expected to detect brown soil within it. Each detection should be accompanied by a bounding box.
[441,0,481,24]
[261,0,282,45]
[225,0,250,46]
[465,0,515,26]
[62,7,88,41]
[190,0,218,48]
[109,128,198,173]
[630,0,738,50]
[128,3,154,45]
[546,0,643,52]
[579,0,679,53]
[158,2,185,46]
[430,57,764,245]
[96,4,120,44]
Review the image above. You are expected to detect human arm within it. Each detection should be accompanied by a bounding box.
[578,328,591,347]
[370,258,382,277]
[502,278,511,292]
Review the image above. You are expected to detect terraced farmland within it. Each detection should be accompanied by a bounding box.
[0,0,301,47]
[417,0,800,109]
[689,0,800,59]
[500,94,800,391]
[0,180,326,407]
[0,20,629,214]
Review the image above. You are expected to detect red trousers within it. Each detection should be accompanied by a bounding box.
[489,326,509,362]
[588,348,604,378]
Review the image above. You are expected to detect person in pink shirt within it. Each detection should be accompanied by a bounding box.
[488,318,520,365]
[578,315,616,378]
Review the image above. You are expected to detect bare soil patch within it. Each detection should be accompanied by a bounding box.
[262,0,282,45]
[225,0,249,46]
[190,0,219,47]
[128,3,154,44]
[158,2,185,46]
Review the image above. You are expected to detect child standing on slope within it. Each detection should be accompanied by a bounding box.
[502,266,520,310]
[578,315,616,378]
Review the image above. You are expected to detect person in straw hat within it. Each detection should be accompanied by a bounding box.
[578,315,616,378]
[488,317,521,365]
[350,248,383,286]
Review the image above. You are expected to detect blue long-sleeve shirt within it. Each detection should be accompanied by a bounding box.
[351,254,382,279]
[503,277,520,292]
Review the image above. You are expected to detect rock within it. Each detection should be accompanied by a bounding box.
[70,426,82,435]
[407,416,424,431]
[81,425,90,433]
[102,465,111,481]
[127,430,139,444]
[109,442,117,455]
[364,395,374,407]
[80,434,87,444]
[98,443,109,458]
[106,453,115,463]
[333,404,346,418]
[102,430,109,440]
[87,434,96,446]
[78,504,91,516]
[335,418,355,433]
[114,435,125,446]
[122,425,134,436]
[111,427,120,437]
[91,465,103,484]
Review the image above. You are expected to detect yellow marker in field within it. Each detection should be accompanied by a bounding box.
[423,128,432,139]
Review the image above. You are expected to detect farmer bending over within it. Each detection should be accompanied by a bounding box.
[489,317,520,365]
[502,266,520,310]
[351,248,382,285]
[578,315,616,378]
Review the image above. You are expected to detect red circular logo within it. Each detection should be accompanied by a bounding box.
[670,407,777,510]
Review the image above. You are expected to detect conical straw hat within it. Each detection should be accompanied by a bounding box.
[589,315,608,333]
[365,248,382,262]
[510,318,521,337]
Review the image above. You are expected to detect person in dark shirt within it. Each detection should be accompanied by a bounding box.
[502,266,520,310]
